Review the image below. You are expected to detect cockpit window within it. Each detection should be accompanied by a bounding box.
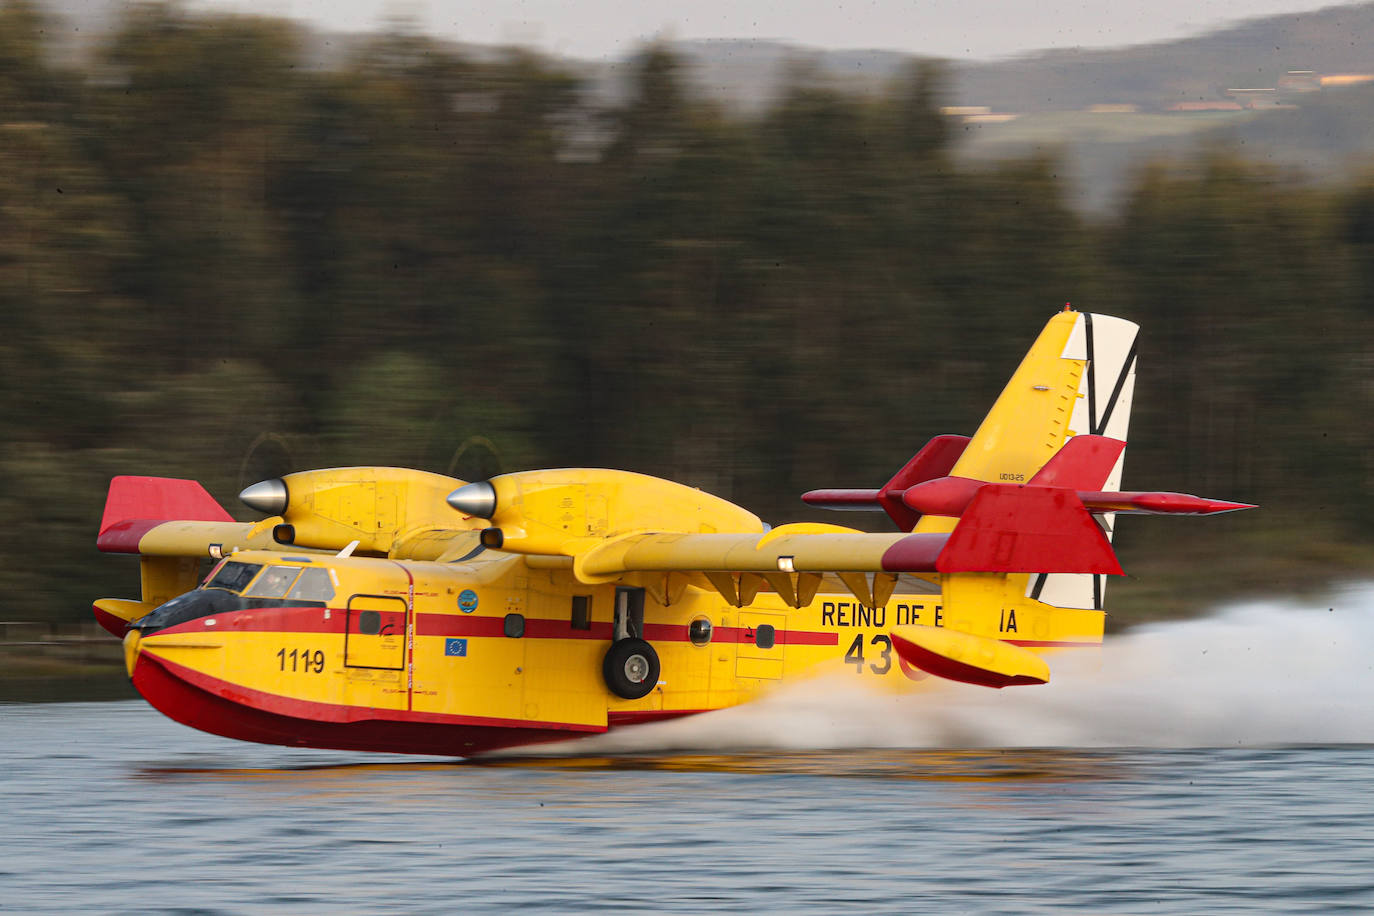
[244,565,302,598]
[132,589,325,634]
[205,561,262,593]
[286,567,335,602]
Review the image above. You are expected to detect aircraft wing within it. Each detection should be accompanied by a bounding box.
[578,529,933,576]
[97,477,284,558]
[571,483,1125,606]
[98,518,284,557]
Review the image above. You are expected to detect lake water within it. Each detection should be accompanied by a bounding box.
[5,587,1374,913]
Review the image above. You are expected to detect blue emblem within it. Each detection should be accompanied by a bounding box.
[445,638,468,657]
[458,589,479,612]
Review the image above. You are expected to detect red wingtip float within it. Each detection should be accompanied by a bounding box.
[92,308,1253,756]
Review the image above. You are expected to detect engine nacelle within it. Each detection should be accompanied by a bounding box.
[241,467,480,554]
[447,468,765,556]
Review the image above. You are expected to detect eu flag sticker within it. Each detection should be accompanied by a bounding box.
[445,638,468,657]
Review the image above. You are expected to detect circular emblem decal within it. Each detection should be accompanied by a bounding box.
[458,589,479,613]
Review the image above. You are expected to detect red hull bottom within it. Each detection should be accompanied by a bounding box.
[132,655,596,756]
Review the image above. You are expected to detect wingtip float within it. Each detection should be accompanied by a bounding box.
[93,308,1253,755]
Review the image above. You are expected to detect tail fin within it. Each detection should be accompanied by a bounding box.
[866,310,1250,689]
[800,308,1244,691]
[915,309,1138,611]
[892,310,1136,688]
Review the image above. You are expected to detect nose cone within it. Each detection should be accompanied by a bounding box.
[239,478,288,515]
[447,481,497,518]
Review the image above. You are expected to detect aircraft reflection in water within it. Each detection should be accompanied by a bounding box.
[93,308,1251,756]
[469,747,1129,784]
[130,748,1126,786]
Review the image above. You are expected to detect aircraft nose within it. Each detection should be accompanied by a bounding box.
[122,629,142,678]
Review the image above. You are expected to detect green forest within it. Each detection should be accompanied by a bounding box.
[1,1,1371,627]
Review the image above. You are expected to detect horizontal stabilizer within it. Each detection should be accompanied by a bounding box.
[889,625,1050,688]
[1028,435,1125,489]
[876,435,969,529]
[802,434,969,529]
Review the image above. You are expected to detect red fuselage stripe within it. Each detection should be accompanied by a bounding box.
[152,605,1082,651]
[156,606,841,648]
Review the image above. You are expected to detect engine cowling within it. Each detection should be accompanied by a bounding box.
[447,468,765,556]
[241,467,481,554]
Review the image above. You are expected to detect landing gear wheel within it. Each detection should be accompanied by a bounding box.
[602,638,660,700]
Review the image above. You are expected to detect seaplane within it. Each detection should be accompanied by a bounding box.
[93,308,1252,755]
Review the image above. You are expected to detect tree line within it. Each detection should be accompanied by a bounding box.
[1,1,1370,622]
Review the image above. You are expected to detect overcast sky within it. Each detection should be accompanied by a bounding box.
[186,0,1354,60]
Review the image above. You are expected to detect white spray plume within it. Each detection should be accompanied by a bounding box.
[527,584,1374,754]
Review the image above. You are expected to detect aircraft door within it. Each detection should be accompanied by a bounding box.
[736,610,785,679]
[345,594,408,669]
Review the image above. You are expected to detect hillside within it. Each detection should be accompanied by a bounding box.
[954,3,1374,111]
[624,5,1374,209]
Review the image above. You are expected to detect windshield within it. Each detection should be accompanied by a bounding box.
[205,561,262,593]
[132,589,326,634]
[244,566,300,597]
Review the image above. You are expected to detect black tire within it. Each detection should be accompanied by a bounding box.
[602,638,660,700]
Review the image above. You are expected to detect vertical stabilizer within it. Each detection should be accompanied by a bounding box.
[913,309,1139,611]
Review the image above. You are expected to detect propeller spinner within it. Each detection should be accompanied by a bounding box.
[239,478,288,515]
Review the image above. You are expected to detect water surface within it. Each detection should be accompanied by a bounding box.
[6,593,1374,912]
